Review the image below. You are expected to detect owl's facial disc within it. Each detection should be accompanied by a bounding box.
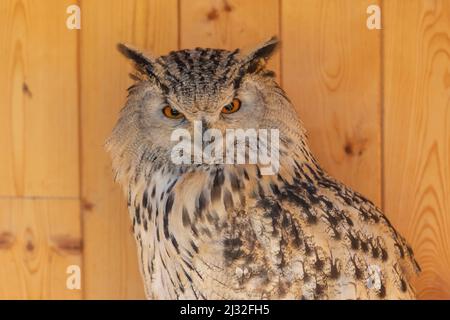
[110,37,307,178]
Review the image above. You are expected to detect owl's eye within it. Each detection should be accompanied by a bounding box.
[162,106,184,119]
[222,98,241,114]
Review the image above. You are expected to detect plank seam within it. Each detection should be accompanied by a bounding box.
[380,0,385,212]
[177,0,181,50]
[0,196,79,200]
[77,0,85,300]
[279,0,283,88]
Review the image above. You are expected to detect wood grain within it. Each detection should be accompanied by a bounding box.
[383,0,450,300]
[80,0,178,299]
[180,0,280,79]
[0,199,82,299]
[0,0,79,197]
[281,0,382,206]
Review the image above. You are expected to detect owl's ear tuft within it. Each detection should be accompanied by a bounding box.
[236,36,279,78]
[117,43,161,81]
[241,36,279,67]
[117,43,155,66]
[247,36,279,61]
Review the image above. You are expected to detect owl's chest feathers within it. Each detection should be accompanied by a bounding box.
[129,165,295,299]
[128,161,418,300]
[130,161,319,299]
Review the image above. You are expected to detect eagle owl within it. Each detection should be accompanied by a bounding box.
[107,37,420,300]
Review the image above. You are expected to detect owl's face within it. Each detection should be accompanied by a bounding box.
[108,37,306,183]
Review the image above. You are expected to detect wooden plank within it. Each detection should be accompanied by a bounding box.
[80,0,178,299]
[0,199,82,299]
[0,0,79,197]
[383,0,450,299]
[180,0,280,78]
[281,0,382,206]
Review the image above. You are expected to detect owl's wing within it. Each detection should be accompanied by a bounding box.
[211,165,420,299]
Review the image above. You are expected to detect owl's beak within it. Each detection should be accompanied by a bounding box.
[201,119,209,136]
[197,118,218,153]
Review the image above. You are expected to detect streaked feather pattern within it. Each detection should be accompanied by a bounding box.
[107,38,419,299]
[126,154,419,299]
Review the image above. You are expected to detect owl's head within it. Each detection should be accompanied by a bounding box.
[107,37,309,185]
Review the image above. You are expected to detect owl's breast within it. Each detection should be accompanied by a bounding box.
[129,164,418,300]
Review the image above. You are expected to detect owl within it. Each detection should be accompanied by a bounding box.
[107,37,420,300]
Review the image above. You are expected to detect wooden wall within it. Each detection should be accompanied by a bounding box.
[0,0,448,299]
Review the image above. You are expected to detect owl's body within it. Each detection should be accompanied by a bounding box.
[108,38,420,299]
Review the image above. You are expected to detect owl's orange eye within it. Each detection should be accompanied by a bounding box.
[162,106,184,119]
[222,98,241,114]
